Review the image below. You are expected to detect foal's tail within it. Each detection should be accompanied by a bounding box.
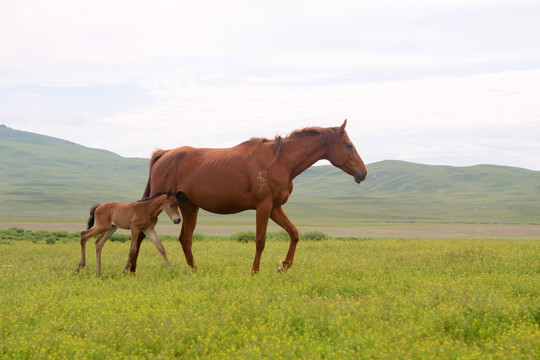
[142,148,168,199]
[86,204,100,230]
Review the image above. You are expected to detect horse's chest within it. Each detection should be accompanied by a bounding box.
[275,189,290,205]
[267,179,291,205]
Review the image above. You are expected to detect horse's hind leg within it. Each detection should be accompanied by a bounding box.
[126,228,146,274]
[95,226,117,275]
[251,200,272,274]
[270,206,299,271]
[178,200,199,269]
[126,231,145,273]
[144,228,171,269]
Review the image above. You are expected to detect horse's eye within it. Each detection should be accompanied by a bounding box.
[345,143,353,149]
[169,203,174,208]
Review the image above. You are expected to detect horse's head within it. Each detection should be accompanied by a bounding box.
[162,192,181,224]
[325,120,367,183]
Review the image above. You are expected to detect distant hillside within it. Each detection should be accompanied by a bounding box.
[295,160,540,197]
[0,126,148,218]
[1,126,539,223]
[292,161,540,223]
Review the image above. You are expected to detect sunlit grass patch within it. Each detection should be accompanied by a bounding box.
[0,235,539,359]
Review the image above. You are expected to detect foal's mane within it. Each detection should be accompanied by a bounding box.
[138,191,169,202]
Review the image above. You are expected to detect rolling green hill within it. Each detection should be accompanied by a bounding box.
[0,125,148,218]
[291,161,540,223]
[1,125,539,223]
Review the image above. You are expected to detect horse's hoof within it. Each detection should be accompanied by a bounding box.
[278,263,292,273]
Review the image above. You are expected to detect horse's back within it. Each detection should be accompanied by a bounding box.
[149,144,276,213]
[152,145,251,184]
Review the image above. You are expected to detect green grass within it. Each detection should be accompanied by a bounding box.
[1,230,539,359]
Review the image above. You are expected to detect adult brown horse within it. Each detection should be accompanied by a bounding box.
[130,120,367,273]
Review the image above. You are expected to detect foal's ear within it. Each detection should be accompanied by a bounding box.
[339,119,347,133]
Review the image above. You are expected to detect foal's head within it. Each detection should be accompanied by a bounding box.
[325,120,367,183]
[161,192,181,224]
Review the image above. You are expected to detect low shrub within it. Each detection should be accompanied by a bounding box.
[301,231,329,241]
[45,236,57,245]
[193,232,206,241]
[267,230,290,241]
[230,230,256,243]
[110,234,130,243]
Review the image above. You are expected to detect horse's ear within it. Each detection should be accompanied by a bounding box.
[340,119,347,133]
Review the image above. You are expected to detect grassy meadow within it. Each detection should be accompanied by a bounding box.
[1,229,539,359]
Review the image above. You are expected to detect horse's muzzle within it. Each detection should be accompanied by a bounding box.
[173,217,181,224]
[354,169,367,184]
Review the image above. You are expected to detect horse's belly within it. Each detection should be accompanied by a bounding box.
[202,204,249,214]
[182,186,255,214]
[195,194,255,214]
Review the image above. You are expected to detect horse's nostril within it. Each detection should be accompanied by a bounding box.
[355,170,367,183]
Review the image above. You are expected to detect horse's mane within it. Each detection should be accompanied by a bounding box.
[241,125,336,166]
[287,126,336,140]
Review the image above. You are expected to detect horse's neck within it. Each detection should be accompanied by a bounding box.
[280,136,328,181]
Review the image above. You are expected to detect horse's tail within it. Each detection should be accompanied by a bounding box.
[86,204,100,230]
[142,148,168,199]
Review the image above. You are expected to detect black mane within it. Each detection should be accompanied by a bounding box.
[138,192,168,202]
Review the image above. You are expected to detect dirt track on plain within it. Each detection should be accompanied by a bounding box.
[1,222,538,240]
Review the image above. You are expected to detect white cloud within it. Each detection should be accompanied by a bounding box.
[14,68,531,167]
[1,0,539,170]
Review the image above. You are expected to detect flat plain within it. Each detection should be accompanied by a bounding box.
[2,219,539,239]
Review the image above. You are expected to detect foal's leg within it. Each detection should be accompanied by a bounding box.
[78,225,109,271]
[95,226,117,275]
[271,206,300,271]
[77,232,90,272]
[143,228,171,269]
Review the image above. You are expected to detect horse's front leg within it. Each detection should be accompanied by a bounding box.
[270,206,299,272]
[251,200,272,274]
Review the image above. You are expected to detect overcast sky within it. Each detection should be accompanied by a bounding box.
[1,0,539,170]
